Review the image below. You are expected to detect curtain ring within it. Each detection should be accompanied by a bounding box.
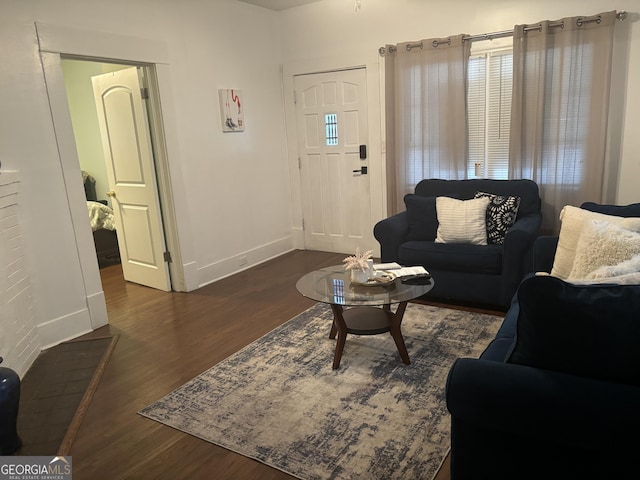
[523,24,543,34]
[431,39,451,48]
[406,42,423,52]
[576,15,602,27]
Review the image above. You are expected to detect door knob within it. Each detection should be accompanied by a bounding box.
[106,190,116,197]
[352,166,368,175]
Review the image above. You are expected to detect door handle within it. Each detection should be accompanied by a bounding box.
[106,190,116,197]
[352,166,368,175]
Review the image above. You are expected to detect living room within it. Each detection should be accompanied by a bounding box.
[0,0,639,475]
[0,0,640,476]
[2,0,638,376]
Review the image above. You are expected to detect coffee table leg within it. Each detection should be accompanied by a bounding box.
[389,302,410,365]
[329,320,337,339]
[330,304,348,369]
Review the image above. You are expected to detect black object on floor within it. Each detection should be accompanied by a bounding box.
[0,357,21,454]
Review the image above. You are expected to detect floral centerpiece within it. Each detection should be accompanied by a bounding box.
[343,247,374,283]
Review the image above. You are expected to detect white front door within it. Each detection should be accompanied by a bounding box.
[294,68,372,254]
[92,67,171,291]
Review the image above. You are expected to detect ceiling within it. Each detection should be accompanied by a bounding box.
[236,0,323,11]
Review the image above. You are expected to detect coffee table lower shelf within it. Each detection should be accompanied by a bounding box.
[328,303,410,370]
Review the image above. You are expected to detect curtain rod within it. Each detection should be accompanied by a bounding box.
[379,10,627,55]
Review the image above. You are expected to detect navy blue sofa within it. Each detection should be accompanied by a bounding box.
[445,202,640,479]
[373,179,542,308]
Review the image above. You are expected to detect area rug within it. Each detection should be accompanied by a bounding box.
[139,303,503,480]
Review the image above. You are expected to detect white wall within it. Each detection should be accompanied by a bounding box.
[166,2,294,285]
[1,0,638,374]
[0,0,293,372]
[0,11,96,365]
[279,0,640,205]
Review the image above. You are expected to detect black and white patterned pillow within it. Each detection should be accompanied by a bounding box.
[474,192,521,245]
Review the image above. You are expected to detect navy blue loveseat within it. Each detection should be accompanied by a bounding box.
[445,202,640,479]
[373,179,542,308]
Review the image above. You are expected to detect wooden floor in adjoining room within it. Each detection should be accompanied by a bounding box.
[71,249,451,479]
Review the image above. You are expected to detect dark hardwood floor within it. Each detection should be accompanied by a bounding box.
[70,250,453,479]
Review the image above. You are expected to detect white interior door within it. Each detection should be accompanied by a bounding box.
[92,67,171,291]
[294,68,372,254]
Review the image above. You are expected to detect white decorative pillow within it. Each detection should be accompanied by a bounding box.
[551,205,640,280]
[568,253,640,285]
[589,253,640,280]
[567,220,640,281]
[568,272,640,285]
[435,196,490,245]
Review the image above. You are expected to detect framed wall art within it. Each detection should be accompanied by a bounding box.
[219,88,244,132]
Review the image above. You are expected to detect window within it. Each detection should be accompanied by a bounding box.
[467,48,513,179]
[325,113,338,146]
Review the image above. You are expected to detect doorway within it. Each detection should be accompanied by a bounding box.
[293,68,373,254]
[61,58,171,291]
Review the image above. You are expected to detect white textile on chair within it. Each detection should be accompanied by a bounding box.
[551,206,640,280]
[87,201,115,232]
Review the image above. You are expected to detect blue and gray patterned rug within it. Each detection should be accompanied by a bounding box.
[139,303,503,480]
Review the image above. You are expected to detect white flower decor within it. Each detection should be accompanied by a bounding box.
[343,247,373,271]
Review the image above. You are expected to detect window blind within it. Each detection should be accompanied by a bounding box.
[467,55,487,178]
[467,49,513,180]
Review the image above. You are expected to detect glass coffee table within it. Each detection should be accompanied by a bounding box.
[296,265,433,369]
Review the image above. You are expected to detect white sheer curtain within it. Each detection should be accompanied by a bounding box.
[509,11,617,233]
[384,35,470,213]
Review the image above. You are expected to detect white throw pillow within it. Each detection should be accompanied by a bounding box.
[435,196,490,245]
[551,205,640,280]
[568,272,640,285]
[589,253,640,280]
[567,219,640,280]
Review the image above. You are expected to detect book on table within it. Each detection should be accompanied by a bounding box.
[373,263,430,278]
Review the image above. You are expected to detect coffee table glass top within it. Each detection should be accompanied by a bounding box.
[296,265,433,307]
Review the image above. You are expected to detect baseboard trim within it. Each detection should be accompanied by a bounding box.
[86,290,108,329]
[197,236,293,289]
[37,309,93,351]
